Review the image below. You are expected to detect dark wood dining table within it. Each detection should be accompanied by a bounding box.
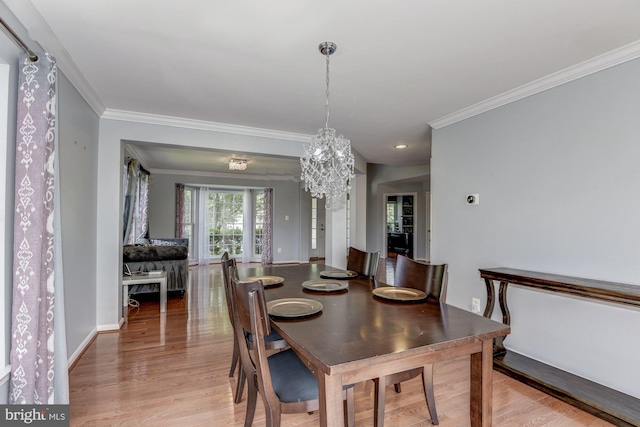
[239,263,510,427]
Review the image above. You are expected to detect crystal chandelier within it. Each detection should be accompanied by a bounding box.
[229,158,247,171]
[300,41,355,209]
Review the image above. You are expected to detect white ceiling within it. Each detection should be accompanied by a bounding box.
[8,0,640,176]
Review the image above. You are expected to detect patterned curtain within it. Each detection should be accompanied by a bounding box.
[175,183,185,238]
[137,171,150,239]
[261,188,273,265]
[122,158,150,244]
[10,53,68,404]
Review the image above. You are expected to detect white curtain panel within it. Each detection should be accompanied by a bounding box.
[10,53,68,404]
[242,189,251,264]
[53,108,69,404]
[197,188,211,265]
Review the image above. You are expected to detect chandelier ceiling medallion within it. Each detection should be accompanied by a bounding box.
[300,41,355,209]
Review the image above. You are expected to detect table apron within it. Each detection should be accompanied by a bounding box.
[293,339,485,386]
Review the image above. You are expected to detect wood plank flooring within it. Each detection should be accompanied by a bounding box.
[68,262,613,426]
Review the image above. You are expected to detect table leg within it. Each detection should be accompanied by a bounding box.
[494,281,510,354]
[122,283,128,322]
[482,278,495,318]
[160,312,166,345]
[160,277,167,312]
[317,372,344,427]
[470,339,493,427]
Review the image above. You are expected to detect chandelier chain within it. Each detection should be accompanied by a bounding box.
[325,51,330,130]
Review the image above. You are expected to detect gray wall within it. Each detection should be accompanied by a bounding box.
[57,73,100,360]
[366,163,430,259]
[432,58,640,398]
[147,172,303,263]
[0,5,100,401]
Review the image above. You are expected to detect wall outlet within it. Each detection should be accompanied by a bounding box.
[277,248,282,253]
[471,297,481,314]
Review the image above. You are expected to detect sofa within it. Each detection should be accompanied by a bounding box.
[123,238,189,297]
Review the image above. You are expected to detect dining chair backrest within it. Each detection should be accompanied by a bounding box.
[394,255,448,302]
[233,278,272,341]
[347,246,380,279]
[221,252,238,322]
[232,278,286,415]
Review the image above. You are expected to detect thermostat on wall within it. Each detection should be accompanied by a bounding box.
[466,194,479,205]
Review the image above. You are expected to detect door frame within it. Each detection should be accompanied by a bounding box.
[425,191,431,262]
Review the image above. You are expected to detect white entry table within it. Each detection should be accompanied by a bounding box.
[122,271,167,316]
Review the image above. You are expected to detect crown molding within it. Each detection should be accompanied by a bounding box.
[429,39,640,129]
[9,1,640,136]
[103,109,312,143]
[4,0,105,116]
[149,167,299,182]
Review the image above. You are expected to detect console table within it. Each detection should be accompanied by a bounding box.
[122,271,167,319]
[480,267,640,426]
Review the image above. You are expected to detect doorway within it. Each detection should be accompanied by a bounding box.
[383,192,417,259]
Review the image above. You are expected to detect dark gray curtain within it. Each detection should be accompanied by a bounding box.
[175,183,185,238]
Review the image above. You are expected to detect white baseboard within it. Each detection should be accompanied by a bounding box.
[67,327,98,369]
[272,260,307,265]
[97,323,121,332]
[1,363,10,387]
[68,320,124,370]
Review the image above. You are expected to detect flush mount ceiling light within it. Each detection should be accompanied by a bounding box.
[229,158,247,171]
[300,41,355,209]
[395,144,408,149]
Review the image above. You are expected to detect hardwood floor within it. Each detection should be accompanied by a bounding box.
[69,262,612,426]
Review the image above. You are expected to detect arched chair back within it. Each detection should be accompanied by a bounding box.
[347,246,380,279]
[394,255,448,302]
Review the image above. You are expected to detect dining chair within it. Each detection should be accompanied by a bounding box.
[221,253,287,404]
[346,246,380,279]
[372,255,448,426]
[221,253,238,372]
[232,277,356,427]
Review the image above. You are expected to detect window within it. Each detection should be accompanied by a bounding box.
[209,192,244,256]
[346,193,351,250]
[186,187,266,262]
[311,197,318,250]
[386,200,397,231]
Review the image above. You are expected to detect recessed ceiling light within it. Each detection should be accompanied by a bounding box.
[395,144,408,149]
